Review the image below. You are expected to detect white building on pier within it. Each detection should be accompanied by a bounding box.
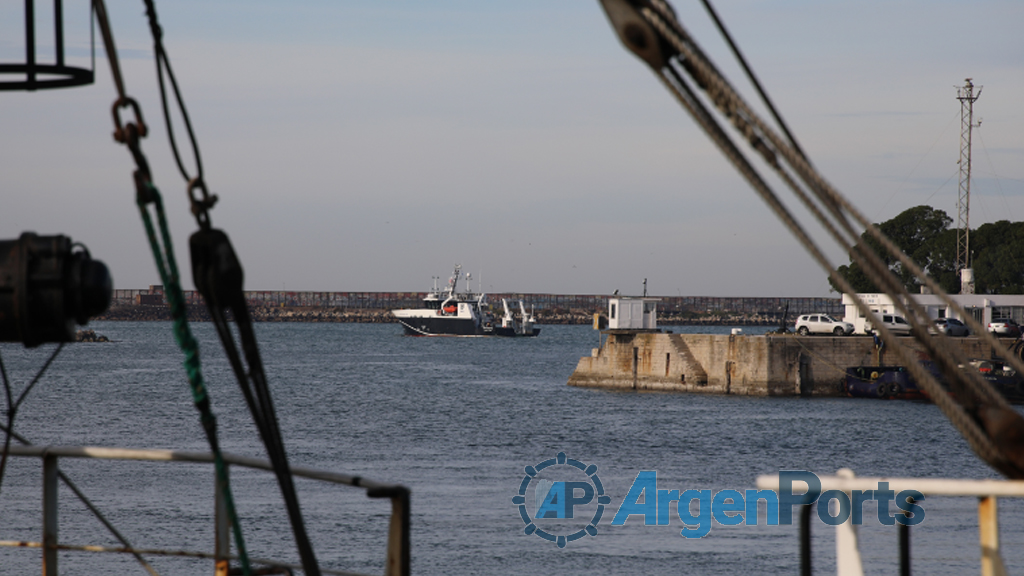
[842,292,1024,334]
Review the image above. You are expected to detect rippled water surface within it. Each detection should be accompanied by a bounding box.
[1,322,1020,574]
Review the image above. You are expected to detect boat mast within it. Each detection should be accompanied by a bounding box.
[447,264,461,297]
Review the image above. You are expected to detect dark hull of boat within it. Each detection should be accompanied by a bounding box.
[843,366,925,400]
[977,374,1024,403]
[397,317,540,337]
[398,317,481,336]
[492,326,541,337]
[845,361,1024,404]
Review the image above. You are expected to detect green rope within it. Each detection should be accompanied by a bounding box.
[136,181,251,575]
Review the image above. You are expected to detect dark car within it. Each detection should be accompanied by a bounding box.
[933,317,970,337]
[988,318,1022,338]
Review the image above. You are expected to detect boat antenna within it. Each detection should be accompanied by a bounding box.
[956,78,982,294]
[643,278,648,297]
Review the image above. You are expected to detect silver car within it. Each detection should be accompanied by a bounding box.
[865,314,912,336]
[933,318,970,337]
[795,314,854,336]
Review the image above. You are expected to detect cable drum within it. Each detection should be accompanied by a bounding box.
[0,233,111,347]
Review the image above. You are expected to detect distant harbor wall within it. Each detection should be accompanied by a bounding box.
[105,288,841,324]
[568,332,996,396]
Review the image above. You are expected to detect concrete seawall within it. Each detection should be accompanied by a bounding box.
[568,331,1000,396]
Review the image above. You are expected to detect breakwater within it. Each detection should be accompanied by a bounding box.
[569,331,998,396]
[97,304,800,325]
[101,288,841,324]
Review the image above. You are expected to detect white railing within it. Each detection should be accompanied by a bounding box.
[757,468,1024,576]
[1,445,410,576]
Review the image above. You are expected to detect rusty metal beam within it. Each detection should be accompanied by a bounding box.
[979,496,1007,576]
[42,454,58,576]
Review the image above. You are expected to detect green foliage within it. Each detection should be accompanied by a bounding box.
[829,206,1024,295]
[973,221,1024,294]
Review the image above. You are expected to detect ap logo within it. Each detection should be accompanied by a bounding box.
[512,452,610,547]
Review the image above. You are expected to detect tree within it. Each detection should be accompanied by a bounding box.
[829,206,953,293]
[831,207,1024,295]
[972,221,1024,294]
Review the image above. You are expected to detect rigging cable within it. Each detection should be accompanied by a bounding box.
[0,344,64,495]
[90,1,252,573]
[698,0,809,164]
[138,2,321,574]
[602,0,1024,478]
[645,0,1019,472]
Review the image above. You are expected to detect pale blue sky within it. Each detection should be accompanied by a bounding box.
[3,1,1023,296]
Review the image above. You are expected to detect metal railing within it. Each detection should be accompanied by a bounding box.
[1,445,410,576]
[757,468,1022,576]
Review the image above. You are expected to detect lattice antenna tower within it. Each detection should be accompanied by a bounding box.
[956,78,982,293]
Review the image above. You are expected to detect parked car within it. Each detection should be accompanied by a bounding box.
[795,314,854,336]
[864,314,912,336]
[988,318,1022,338]
[932,317,970,337]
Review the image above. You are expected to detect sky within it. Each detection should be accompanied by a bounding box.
[3,0,1023,297]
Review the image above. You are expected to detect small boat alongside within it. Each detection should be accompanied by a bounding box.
[963,359,1024,403]
[391,265,540,337]
[844,358,1024,404]
[843,365,926,400]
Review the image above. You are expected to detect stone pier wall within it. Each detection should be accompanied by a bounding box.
[568,332,997,396]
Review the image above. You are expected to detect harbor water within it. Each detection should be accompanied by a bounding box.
[1,322,1021,574]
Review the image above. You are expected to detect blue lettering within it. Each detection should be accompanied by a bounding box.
[817,490,851,526]
[744,489,779,525]
[563,481,594,518]
[605,471,926,535]
[850,490,874,525]
[612,471,658,525]
[895,490,925,526]
[678,489,712,538]
[657,489,680,525]
[875,481,896,526]
[535,481,565,519]
[778,471,821,525]
[712,489,744,526]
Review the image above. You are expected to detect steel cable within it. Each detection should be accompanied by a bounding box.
[618,0,1023,475]
[142,0,204,187]
[645,0,1016,412]
[134,182,253,574]
[645,0,1021,377]
[0,344,64,495]
[133,3,323,570]
[652,62,1007,471]
[90,1,253,571]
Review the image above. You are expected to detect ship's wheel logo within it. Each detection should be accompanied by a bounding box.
[512,452,610,547]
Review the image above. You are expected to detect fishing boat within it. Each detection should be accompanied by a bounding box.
[843,365,925,400]
[494,298,540,338]
[924,359,1024,404]
[845,358,1024,406]
[390,265,539,337]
